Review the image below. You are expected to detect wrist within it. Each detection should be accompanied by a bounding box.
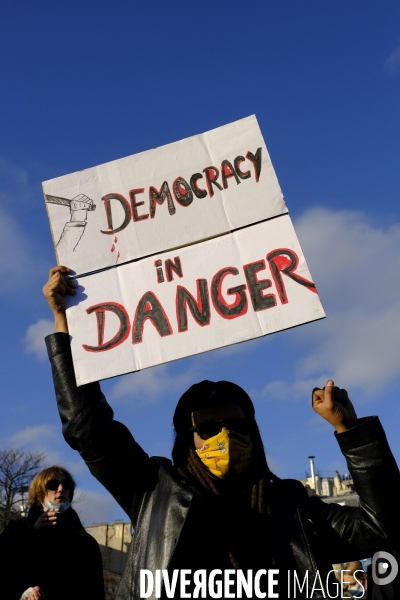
[334,418,358,434]
[54,312,69,333]
[335,423,349,434]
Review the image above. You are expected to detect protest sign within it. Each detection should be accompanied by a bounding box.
[67,215,325,386]
[43,115,287,276]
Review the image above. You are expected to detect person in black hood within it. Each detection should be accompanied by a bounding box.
[41,266,400,599]
[0,465,105,600]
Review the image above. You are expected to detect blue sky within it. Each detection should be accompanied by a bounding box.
[1,1,400,524]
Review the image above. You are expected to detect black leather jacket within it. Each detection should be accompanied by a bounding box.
[46,333,400,600]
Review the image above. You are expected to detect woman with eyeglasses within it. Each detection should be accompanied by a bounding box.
[0,465,105,600]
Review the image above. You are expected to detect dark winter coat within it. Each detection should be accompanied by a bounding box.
[0,504,105,600]
[46,332,400,600]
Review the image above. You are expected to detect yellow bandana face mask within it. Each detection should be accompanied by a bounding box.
[195,430,252,478]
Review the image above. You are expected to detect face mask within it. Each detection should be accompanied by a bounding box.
[196,429,252,478]
[347,586,365,598]
[43,500,71,514]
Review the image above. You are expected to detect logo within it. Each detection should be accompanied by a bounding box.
[372,551,398,586]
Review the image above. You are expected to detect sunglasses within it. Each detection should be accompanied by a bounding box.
[190,418,251,440]
[45,478,73,491]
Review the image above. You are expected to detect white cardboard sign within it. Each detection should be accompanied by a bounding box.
[67,215,325,386]
[43,115,287,276]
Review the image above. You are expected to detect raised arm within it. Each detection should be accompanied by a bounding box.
[43,267,158,523]
[309,381,400,558]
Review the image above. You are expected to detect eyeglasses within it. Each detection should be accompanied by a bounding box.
[45,478,73,491]
[190,418,251,440]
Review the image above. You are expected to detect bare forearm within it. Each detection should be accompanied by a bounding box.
[54,312,69,333]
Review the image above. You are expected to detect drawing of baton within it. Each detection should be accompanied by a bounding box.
[45,193,96,252]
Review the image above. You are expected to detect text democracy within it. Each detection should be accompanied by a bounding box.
[101,148,262,234]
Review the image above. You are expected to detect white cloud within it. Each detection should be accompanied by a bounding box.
[73,489,123,526]
[8,423,58,447]
[295,208,400,309]
[2,424,58,471]
[254,208,400,398]
[5,423,85,472]
[298,306,400,391]
[23,318,54,360]
[384,44,400,74]
[6,424,64,466]
[111,363,197,405]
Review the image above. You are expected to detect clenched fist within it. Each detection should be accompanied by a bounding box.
[312,380,358,433]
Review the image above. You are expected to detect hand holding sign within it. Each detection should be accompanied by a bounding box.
[43,266,76,333]
[312,381,358,433]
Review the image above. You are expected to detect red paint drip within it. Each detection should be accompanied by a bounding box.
[116,251,120,263]
[114,236,118,243]
[111,244,115,252]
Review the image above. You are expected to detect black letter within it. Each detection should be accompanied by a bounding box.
[101,193,131,234]
[243,261,276,311]
[234,155,251,180]
[203,166,223,197]
[130,188,149,222]
[190,173,208,199]
[165,256,183,282]
[246,148,262,182]
[149,182,176,218]
[211,267,248,319]
[83,302,130,352]
[177,279,210,332]
[267,249,317,304]
[221,159,241,189]
[155,259,164,283]
[173,177,193,207]
[133,291,173,343]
